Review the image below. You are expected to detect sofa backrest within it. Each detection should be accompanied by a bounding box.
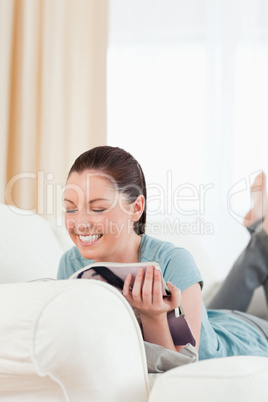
[0,204,217,296]
[0,204,64,283]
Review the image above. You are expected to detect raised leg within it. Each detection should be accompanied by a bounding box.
[208,172,268,311]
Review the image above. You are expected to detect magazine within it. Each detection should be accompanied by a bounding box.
[69,261,196,346]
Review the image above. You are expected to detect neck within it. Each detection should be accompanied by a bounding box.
[94,232,143,264]
[114,232,142,263]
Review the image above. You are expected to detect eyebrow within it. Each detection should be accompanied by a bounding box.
[63,198,109,204]
[64,198,76,205]
[88,198,110,204]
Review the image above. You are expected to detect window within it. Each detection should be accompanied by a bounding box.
[107,0,268,278]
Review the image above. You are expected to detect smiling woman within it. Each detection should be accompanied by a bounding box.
[63,147,146,263]
[64,169,144,262]
[58,146,197,354]
[57,145,268,364]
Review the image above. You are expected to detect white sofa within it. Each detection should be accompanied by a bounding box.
[1,204,268,402]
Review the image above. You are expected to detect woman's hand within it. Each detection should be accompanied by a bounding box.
[123,266,202,353]
[123,266,181,319]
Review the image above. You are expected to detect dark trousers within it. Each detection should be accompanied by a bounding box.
[208,219,268,312]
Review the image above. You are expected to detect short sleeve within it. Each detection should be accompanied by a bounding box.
[57,247,94,280]
[161,248,203,292]
[57,252,72,279]
[139,235,203,293]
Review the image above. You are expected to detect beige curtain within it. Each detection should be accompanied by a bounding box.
[0,0,107,216]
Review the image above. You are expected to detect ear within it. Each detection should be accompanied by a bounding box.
[131,195,145,223]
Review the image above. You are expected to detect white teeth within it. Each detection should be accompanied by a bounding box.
[79,234,102,243]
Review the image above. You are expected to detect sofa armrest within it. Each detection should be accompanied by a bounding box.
[0,280,150,402]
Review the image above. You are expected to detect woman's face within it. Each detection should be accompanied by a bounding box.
[64,170,140,262]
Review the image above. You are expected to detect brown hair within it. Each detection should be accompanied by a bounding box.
[68,146,147,235]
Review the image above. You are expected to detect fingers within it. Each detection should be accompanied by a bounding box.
[141,266,154,304]
[123,266,156,305]
[166,281,181,308]
[134,266,161,305]
[123,266,163,304]
[123,267,181,315]
[123,268,153,304]
[123,273,133,302]
[131,268,145,301]
[152,268,163,305]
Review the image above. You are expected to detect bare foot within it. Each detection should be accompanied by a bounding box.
[243,172,267,228]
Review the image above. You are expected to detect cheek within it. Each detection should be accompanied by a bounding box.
[106,210,132,236]
[65,214,76,232]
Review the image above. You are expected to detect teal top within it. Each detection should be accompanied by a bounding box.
[57,234,268,360]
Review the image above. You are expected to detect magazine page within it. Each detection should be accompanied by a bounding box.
[69,261,170,295]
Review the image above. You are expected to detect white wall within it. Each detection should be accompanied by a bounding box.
[107,0,268,279]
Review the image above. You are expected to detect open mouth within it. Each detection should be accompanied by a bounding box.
[78,234,103,245]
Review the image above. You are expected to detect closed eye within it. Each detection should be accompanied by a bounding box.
[65,209,78,213]
[91,208,107,213]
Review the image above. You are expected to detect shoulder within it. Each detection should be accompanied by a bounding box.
[140,234,203,291]
[140,234,196,266]
[57,246,93,279]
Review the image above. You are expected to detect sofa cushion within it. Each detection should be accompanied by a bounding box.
[149,354,268,402]
[0,205,64,283]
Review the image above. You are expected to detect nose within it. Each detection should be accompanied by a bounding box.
[68,210,93,234]
[75,221,91,234]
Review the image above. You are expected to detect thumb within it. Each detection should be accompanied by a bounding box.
[167,281,181,306]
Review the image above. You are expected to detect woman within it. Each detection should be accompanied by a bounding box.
[58,146,268,360]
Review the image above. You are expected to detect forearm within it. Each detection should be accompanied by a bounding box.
[140,313,177,352]
[123,268,200,353]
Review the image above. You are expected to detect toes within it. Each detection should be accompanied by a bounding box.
[251,172,266,192]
